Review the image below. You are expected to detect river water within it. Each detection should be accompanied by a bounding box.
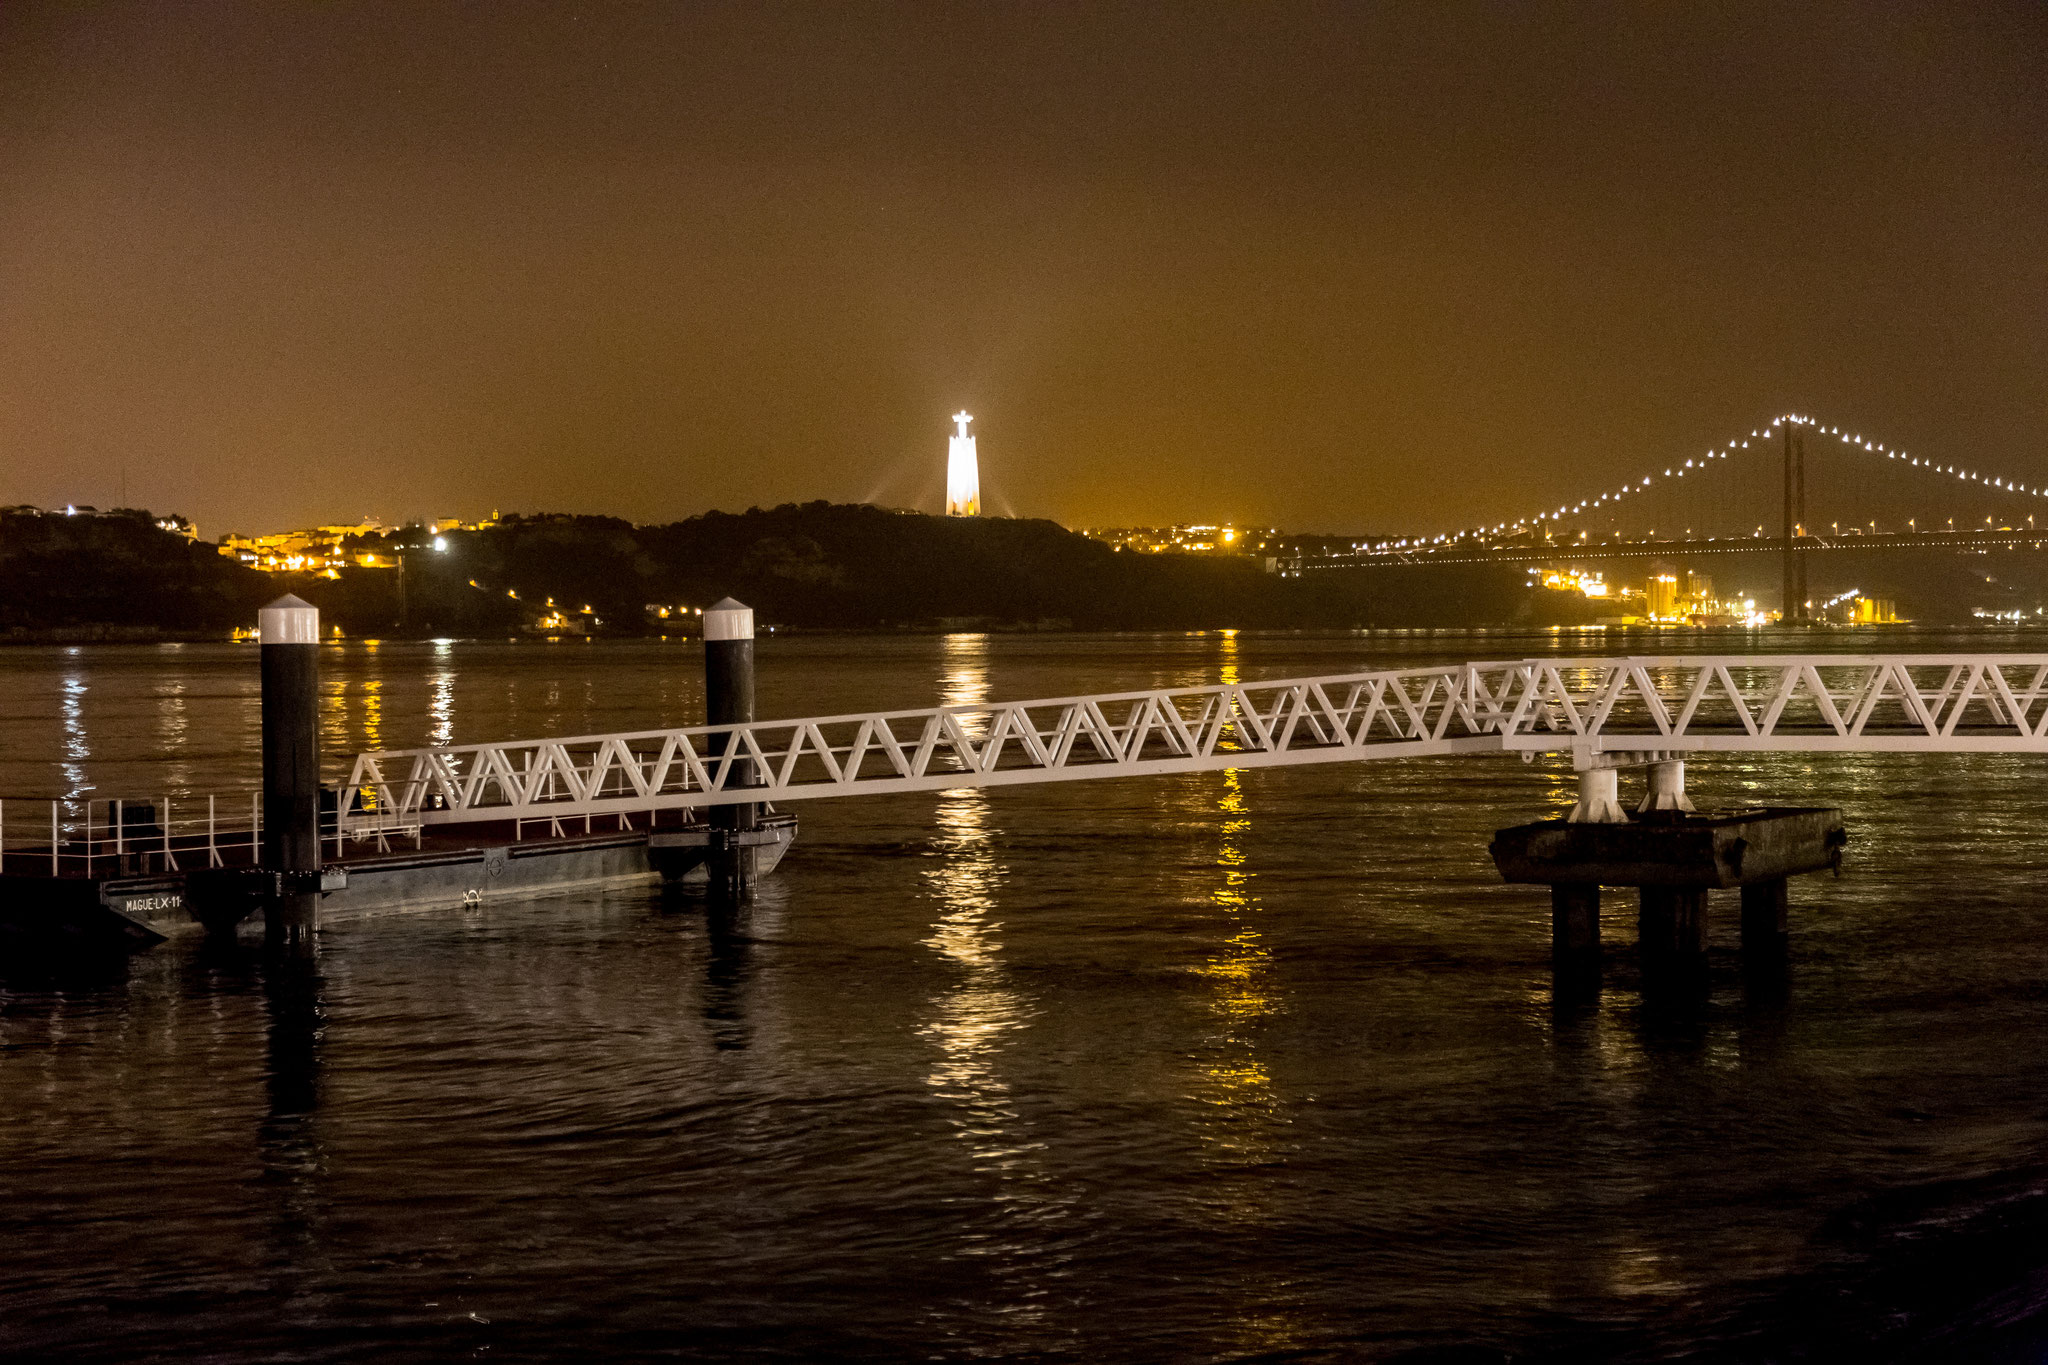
[6,629,2048,1361]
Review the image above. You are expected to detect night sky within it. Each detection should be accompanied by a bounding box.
[1,3,2041,536]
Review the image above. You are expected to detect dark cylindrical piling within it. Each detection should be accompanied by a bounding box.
[1639,887,1709,961]
[1551,884,1602,958]
[1740,879,1790,955]
[260,595,321,944]
[704,597,758,893]
[1550,882,1603,999]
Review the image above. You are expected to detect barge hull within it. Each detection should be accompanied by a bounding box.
[0,815,797,948]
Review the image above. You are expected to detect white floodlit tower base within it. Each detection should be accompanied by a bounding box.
[946,411,980,517]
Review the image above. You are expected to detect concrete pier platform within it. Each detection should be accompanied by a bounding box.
[1491,807,1846,972]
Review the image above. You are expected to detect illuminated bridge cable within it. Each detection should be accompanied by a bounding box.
[1385,414,2048,554]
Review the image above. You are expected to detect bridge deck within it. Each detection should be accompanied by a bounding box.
[337,655,2048,829]
[1285,529,2048,569]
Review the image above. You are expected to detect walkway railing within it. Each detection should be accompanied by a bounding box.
[336,655,2048,829]
[340,665,1519,827]
[0,795,421,879]
[1501,654,2048,752]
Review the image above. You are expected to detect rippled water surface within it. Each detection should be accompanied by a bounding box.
[7,629,2048,1361]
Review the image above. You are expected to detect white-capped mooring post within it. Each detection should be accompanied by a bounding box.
[260,595,321,944]
[703,597,759,893]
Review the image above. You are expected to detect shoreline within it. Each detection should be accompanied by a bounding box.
[0,619,2018,648]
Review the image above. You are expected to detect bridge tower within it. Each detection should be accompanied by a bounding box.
[1782,423,1808,622]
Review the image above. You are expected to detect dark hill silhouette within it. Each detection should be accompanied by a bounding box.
[0,507,269,636]
[370,502,1327,633]
[1,501,1566,638]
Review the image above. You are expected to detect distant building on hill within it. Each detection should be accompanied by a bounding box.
[215,515,496,575]
[1080,524,1276,556]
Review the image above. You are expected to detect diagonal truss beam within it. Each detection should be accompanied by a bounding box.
[336,655,2048,828]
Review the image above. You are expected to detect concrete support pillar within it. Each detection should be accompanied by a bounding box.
[704,597,758,893]
[1567,767,1628,824]
[1550,883,1601,958]
[260,595,321,945]
[1637,759,1696,814]
[1639,886,1709,959]
[1741,879,1789,954]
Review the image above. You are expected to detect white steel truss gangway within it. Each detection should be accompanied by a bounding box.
[338,655,2048,833]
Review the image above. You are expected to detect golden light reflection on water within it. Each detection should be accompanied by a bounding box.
[1185,632,1302,1351]
[428,641,456,747]
[154,679,190,795]
[360,678,384,752]
[1193,632,1282,1147]
[1542,752,1580,820]
[921,636,1025,1137]
[1192,765,1283,1154]
[917,636,1061,1327]
[921,789,1026,1118]
[320,677,352,756]
[60,668,91,808]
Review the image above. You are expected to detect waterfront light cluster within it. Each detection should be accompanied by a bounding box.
[218,517,489,575]
[1530,563,1897,627]
[1083,524,1272,555]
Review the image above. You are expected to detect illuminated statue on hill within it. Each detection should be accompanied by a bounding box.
[946,411,980,517]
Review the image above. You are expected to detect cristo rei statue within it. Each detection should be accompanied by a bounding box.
[946,411,980,517]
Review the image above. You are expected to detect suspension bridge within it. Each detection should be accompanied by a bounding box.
[1284,414,2048,620]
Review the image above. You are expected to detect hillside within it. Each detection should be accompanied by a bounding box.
[1,501,1564,638]
[0,508,271,637]
[356,503,1324,634]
